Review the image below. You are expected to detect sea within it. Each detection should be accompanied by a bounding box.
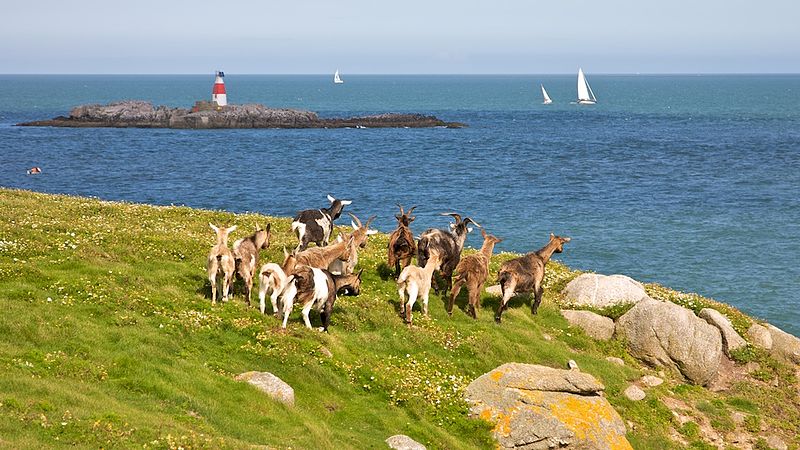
[1,74,798,335]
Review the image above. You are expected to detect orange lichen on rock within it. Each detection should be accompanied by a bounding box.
[490,369,505,382]
[548,395,632,450]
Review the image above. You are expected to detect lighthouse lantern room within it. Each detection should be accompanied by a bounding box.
[212,71,227,107]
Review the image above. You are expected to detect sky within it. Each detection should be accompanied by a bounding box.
[2,0,799,74]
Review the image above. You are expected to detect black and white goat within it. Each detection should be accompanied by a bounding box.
[280,265,337,331]
[417,213,479,296]
[291,195,352,251]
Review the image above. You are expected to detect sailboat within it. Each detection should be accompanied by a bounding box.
[333,70,344,84]
[576,68,596,104]
[541,84,553,105]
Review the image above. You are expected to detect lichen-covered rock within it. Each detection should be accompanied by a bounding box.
[699,308,747,357]
[616,299,722,385]
[561,309,615,341]
[385,434,426,450]
[465,363,632,450]
[235,371,294,406]
[765,324,800,364]
[747,323,773,349]
[562,274,649,308]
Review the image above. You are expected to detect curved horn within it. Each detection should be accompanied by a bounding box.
[439,212,462,223]
[463,217,482,228]
[327,194,336,203]
[396,203,405,215]
[347,212,362,228]
[406,205,417,215]
[365,215,376,228]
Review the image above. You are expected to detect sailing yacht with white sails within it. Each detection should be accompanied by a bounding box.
[576,68,596,104]
[333,70,344,84]
[541,84,553,104]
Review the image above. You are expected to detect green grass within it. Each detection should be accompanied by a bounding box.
[0,188,798,449]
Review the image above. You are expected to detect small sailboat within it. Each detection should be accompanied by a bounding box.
[541,84,553,105]
[576,68,596,105]
[333,70,344,84]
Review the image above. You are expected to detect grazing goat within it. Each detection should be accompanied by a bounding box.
[257,248,298,316]
[294,233,355,270]
[387,204,417,277]
[448,228,503,319]
[207,223,237,304]
[280,265,338,331]
[233,223,271,307]
[333,268,364,296]
[397,250,442,324]
[291,194,352,251]
[417,213,479,296]
[495,233,571,323]
[328,213,377,275]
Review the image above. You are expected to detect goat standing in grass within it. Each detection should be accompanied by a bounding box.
[448,228,503,319]
[291,194,352,251]
[328,213,377,275]
[495,233,571,323]
[387,204,417,277]
[417,213,479,296]
[233,223,271,307]
[397,250,442,324]
[280,265,338,331]
[207,223,237,304]
[257,248,297,316]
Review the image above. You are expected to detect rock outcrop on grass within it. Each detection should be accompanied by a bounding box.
[385,435,426,450]
[235,371,295,406]
[749,323,800,364]
[560,309,615,340]
[17,100,465,129]
[699,308,747,357]
[616,299,722,385]
[465,363,631,450]
[562,274,649,308]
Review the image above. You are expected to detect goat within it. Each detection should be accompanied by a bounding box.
[448,228,503,319]
[328,213,377,275]
[294,233,355,271]
[397,250,442,324]
[232,223,271,307]
[206,223,237,304]
[387,204,417,277]
[257,248,298,316]
[495,233,571,323]
[291,194,352,251]
[333,268,364,296]
[280,265,337,331]
[417,212,479,296]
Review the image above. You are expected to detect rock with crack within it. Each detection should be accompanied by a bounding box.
[748,323,800,365]
[465,363,632,450]
[562,273,650,308]
[698,308,747,357]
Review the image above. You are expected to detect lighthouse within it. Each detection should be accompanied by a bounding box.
[212,71,227,107]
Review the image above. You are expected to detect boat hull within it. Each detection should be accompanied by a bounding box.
[577,100,596,105]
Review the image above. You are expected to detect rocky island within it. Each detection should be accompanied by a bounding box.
[16,100,465,129]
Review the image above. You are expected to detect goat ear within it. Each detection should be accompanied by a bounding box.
[550,232,555,239]
[467,227,474,233]
[266,223,271,232]
[395,214,402,221]
[481,228,488,239]
[209,223,219,233]
[449,223,456,230]
[283,246,289,259]
[366,229,378,235]
[408,216,416,223]
[357,268,364,279]
[327,194,336,203]
[351,221,358,230]
[563,237,571,242]
[340,199,352,206]
[226,225,237,234]
[336,234,344,243]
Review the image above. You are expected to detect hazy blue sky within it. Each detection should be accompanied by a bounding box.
[3,0,798,74]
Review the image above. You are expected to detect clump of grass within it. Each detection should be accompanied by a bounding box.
[696,400,735,432]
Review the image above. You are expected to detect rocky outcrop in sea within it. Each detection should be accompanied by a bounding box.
[16,100,465,129]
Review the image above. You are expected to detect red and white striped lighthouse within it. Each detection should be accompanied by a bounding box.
[212,71,227,107]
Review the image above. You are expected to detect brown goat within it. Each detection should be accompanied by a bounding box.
[495,233,571,323]
[207,223,237,304]
[233,223,271,307]
[293,233,355,271]
[448,228,502,319]
[329,213,377,275]
[333,268,364,296]
[387,204,417,277]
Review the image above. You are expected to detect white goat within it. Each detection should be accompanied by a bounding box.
[207,223,237,304]
[397,250,442,324]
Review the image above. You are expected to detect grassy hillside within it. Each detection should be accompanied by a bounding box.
[0,188,797,449]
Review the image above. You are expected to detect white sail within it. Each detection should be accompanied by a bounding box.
[541,84,553,105]
[577,68,596,104]
[333,70,344,84]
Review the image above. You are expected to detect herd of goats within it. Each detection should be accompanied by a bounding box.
[206,195,571,331]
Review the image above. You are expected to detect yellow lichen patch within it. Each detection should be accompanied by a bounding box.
[492,411,512,437]
[547,395,627,448]
[490,369,505,382]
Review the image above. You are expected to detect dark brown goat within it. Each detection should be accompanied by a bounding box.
[448,228,502,319]
[495,233,570,323]
[417,212,479,296]
[387,204,417,276]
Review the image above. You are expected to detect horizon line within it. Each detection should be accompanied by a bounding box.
[2,72,800,77]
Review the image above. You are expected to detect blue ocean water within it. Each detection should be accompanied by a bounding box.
[1,74,799,335]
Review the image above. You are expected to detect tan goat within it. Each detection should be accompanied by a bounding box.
[207,223,237,304]
[233,223,271,307]
[448,228,502,319]
[397,250,442,324]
